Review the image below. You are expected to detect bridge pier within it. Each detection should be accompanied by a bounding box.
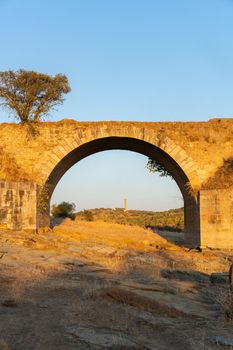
[183,195,200,248]
[199,188,233,249]
[0,180,37,230]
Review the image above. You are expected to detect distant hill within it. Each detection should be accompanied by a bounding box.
[76,207,184,232]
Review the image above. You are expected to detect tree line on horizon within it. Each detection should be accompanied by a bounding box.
[51,201,184,232]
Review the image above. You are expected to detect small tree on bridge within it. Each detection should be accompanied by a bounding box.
[0,69,71,123]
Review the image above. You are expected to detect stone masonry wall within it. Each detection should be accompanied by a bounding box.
[0,181,37,230]
[0,118,231,191]
[0,119,232,247]
[199,188,233,248]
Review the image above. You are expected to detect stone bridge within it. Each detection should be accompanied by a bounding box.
[0,118,232,249]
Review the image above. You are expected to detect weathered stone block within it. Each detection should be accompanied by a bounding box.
[199,188,233,248]
[0,180,37,230]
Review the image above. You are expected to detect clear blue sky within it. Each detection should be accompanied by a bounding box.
[0,0,232,211]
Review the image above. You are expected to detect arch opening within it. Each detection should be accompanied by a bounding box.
[39,137,200,246]
[51,150,183,213]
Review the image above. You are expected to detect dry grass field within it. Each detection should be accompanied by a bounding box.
[75,208,184,231]
[0,220,233,349]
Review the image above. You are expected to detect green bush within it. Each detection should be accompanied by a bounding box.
[52,201,76,220]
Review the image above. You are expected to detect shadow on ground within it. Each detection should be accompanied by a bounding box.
[0,225,232,350]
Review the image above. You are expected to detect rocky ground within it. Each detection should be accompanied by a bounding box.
[0,220,233,350]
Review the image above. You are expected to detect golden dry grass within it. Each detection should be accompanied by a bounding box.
[53,219,178,252]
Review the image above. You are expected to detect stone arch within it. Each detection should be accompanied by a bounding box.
[39,125,200,188]
[39,131,200,247]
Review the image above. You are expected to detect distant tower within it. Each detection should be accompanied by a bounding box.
[124,197,127,211]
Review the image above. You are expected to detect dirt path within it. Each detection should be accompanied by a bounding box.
[0,221,232,349]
